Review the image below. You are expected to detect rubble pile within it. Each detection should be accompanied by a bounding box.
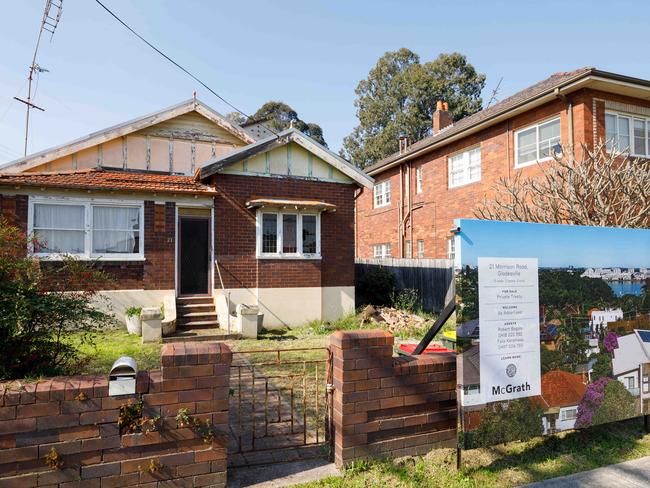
[360,304,429,335]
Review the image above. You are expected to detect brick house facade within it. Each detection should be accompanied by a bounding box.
[356,68,650,259]
[0,100,372,328]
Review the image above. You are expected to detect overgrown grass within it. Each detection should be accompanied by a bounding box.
[67,328,162,374]
[298,417,650,487]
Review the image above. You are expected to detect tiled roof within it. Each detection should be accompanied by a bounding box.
[0,168,217,195]
[365,67,595,174]
[535,370,587,409]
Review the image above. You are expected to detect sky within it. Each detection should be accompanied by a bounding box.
[1,0,650,164]
[456,219,650,268]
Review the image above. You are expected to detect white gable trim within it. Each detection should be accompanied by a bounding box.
[0,99,255,173]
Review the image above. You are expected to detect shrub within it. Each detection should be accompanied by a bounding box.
[357,267,396,306]
[390,288,419,312]
[125,306,142,317]
[0,219,115,379]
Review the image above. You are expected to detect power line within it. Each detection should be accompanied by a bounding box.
[93,0,279,137]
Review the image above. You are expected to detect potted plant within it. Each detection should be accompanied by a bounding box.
[124,307,142,335]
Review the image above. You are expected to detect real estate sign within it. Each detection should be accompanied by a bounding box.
[455,219,650,450]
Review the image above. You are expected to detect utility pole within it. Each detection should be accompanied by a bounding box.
[15,0,63,156]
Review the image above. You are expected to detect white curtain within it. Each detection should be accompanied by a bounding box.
[92,206,139,254]
[33,204,85,253]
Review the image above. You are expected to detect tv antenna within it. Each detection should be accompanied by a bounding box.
[15,0,63,156]
[486,77,503,109]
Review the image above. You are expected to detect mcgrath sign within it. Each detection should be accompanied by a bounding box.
[455,219,650,450]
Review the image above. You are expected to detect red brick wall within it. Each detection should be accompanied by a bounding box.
[330,330,457,466]
[0,341,231,488]
[356,88,648,259]
[0,194,28,233]
[212,173,356,289]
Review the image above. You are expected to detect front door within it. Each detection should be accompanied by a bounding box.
[179,217,210,295]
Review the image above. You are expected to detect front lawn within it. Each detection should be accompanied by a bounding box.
[298,417,650,487]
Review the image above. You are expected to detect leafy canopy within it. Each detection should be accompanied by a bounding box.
[342,49,485,167]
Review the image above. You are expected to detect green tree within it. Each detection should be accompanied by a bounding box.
[540,345,567,374]
[342,49,485,167]
[0,220,114,379]
[592,380,637,426]
[590,352,613,381]
[249,101,327,147]
[558,321,590,372]
[467,398,543,448]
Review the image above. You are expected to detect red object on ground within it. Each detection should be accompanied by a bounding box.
[398,343,454,355]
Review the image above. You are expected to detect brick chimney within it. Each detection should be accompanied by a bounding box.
[433,101,452,134]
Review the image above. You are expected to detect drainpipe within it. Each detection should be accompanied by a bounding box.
[554,88,574,157]
[398,164,404,257]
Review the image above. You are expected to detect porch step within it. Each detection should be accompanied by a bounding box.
[163,328,241,343]
[176,296,219,330]
[177,303,215,313]
[178,320,220,328]
[176,296,214,305]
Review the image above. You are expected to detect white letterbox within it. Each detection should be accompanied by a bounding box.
[109,356,138,396]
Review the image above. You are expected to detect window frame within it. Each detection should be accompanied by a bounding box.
[415,167,423,194]
[28,196,145,261]
[447,146,481,188]
[560,407,578,421]
[605,110,650,157]
[447,237,455,261]
[514,116,561,169]
[372,243,391,258]
[255,209,321,260]
[417,239,424,259]
[405,240,412,259]
[373,180,391,208]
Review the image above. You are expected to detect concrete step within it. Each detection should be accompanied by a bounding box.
[178,311,218,319]
[177,319,220,328]
[176,296,213,305]
[177,303,215,313]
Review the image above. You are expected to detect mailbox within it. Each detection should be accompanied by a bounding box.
[109,356,138,396]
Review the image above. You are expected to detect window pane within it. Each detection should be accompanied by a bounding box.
[539,119,560,159]
[302,215,317,254]
[34,229,85,254]
[605,113,617,151]
[517,127,537,164]
[92,206,140,254]
[262,214,277,253]
[33,203,85,254]
[634,119,646,155]
[417,240,424,258]
[281,214,297,253]
[449,154,465,186]
[618,117,630,151]
[405,240,411,258]
[468,148,481,180]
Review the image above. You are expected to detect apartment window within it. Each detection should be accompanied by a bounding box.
[515,117,561,167]
[373,243,391,258]
[560,408,577,421]
[447,237,455,261]
[405,240,412,258]
[643,374,649,394]
[373,180,391,208]
[416,167,423,193]
[448,147,481,188]
[626,376,636,389]
[30,198,143,260]
[605,111,650,156]
[257,210,320,259]
[417,239,424,258]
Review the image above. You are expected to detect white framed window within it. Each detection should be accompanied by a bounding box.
[560,408,577,421]
[29,197,144,260]
[256,210,320,259]
[405,240,412,259]
[515,117,561,168]
[373,180,391,208]
[448,147,481,188]
[417,239,424,258]
[373,243,391,258]
[416,167,423,194]
[643,374,649,394]
[447,237,455,261]
[605,110,650,156]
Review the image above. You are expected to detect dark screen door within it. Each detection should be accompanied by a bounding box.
[179,217,209,295]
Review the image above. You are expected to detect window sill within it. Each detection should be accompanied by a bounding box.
[373,203,391,209]
[35,254,146,262]
[514,157,554,169]
[256,254,322,261]
[448,179,481,189]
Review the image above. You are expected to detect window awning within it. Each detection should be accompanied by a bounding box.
[245,198,337,212]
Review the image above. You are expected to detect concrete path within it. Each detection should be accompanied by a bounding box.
[227,458,339,487]
[525,455,650,487]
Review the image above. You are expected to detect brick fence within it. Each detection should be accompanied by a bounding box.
[330,329,457,466]
[0,342,231,488]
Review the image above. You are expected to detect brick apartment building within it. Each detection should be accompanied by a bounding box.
[356,67,650,260]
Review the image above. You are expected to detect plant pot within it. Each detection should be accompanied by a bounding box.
[125,315,142,335]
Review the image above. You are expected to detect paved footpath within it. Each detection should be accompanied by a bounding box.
[526,455,650,487]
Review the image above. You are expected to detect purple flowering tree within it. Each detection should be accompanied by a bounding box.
[575,377,610,428]
[603,332,619,354]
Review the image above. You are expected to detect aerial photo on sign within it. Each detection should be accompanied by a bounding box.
[454,219,650,450]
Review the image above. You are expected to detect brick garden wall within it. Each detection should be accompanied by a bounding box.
[0,342,231,488]
[329,330,457,466]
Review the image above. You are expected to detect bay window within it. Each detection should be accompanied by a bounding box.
[606,111,650,156]
[257,210,320,258]
[29,198,144,260]
[515,117,561,167]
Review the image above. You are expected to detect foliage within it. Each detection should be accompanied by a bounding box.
[576,377,636,428]
[176,407,216,444]
[474,142,650,228]
[456,265,478,323]
[307,313,364,335]
[119,400,144,435]
[603,332,619,354]
[466,398,544,448]
[390,288,419,312]
[44,447,63,469]
[356,267,397,307]
[138,458,162,475]
[539,269,616,312]
[125,306,142,318]
[0,220,115,380]
[540,345,568,374]
[558,321,590,372]
[590,352,613,382]
[247,101,327,146]
[342,49,485,167]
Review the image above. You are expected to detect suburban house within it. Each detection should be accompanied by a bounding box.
[0,98,372,331]
[612,330,650,413]
[356,67,650,259]
[534,370,587,435]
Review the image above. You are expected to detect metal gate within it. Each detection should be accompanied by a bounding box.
[228,347,333,467]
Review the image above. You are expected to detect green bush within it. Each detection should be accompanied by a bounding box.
[125,306,142,317]
[0,219,115,379]
[357,267,396,306]
[390,288,419,312]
